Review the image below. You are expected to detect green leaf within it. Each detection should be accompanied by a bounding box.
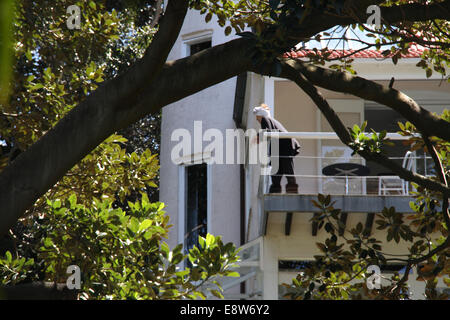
[68,194,77,208]
[360,121,367,132]
[30,83,44,90]
[356,222,363,233]
[210,289,224,299]
[129,217,140,233]
[161,242,170,257]
[198,236,205,248]
[392,54,398,65]
[5,251,12,263]
[205,233,215,247]
[43,237,53,248]
[316,243,327,252]
[0,0,15,105]
[226,271,240,278]
[205,12,212,23]
[138,219,152,232]
[444,277,450,286]
[341,290,349,299]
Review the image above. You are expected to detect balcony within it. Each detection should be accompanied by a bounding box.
[257,132,432,236]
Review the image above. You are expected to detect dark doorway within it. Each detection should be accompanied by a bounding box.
[185,163,208,255]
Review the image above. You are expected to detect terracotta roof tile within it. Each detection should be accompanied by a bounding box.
[284,43,425,59]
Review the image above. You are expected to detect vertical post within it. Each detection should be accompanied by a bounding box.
[345,176,349,194]
[264,76,274,116]
[262,238,278,300]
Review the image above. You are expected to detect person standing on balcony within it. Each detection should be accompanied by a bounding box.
[253,103,301,193]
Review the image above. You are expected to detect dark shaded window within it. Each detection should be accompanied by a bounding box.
[279,260,313,271]
[380,264,411,274]
[279,261,410,274]
[365,106,431,176]
[189,40,211,55]
[365,106,409,175]
[364,105,433,196]
[185,163,208,254]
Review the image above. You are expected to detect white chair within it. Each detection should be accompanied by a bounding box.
[378,151,416,195]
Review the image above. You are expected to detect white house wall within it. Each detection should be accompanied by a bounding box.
[161,7,244,250]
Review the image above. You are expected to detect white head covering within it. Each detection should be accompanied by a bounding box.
[253,106,271,118]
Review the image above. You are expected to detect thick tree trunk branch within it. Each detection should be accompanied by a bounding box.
[112,0,189,110]
[346,0,450,25]
[422,135,450,228]
[278,61,353,145]
[1,0,449,237]
[409,237,450,265]
[358,152,450,197]
[285,0,450,42]
[423,136,449,187]
[149,0,164,29]
[0,37,256,236]
[0,0,190,236]
[378,0,450,24]
[280,59,450,142]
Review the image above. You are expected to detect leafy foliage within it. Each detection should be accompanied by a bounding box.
[40,194,239,299]
[1,0,174,300]
[283,192,448,300]
[1,0,162,208]
[0,0,15,105]
[348,121,393,155]
[45,134,159,207]
[284,111,449,300]
[2,194,240,299]
[0,251,36,286]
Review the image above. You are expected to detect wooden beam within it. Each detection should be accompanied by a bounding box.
[363,213,375,237]
[338,212,348,236]
[285,212,293,236]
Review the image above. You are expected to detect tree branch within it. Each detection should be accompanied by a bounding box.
[378,1,450,25]
[284,0,450,43]
[276,59,449,295]
[0,0,190,236]
[423,136,448,187]
[149,0,164,29]
[114,0,189,110]
[422,134,450,228]
[1,0,450,238]
[280,58,450,143]
[268,60,450,197]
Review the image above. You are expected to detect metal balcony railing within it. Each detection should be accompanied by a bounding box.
[258,132,433,196]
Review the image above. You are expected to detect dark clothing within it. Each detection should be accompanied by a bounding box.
[271,157,296,186]
[259,116,300,191]
[260,116,301,156]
